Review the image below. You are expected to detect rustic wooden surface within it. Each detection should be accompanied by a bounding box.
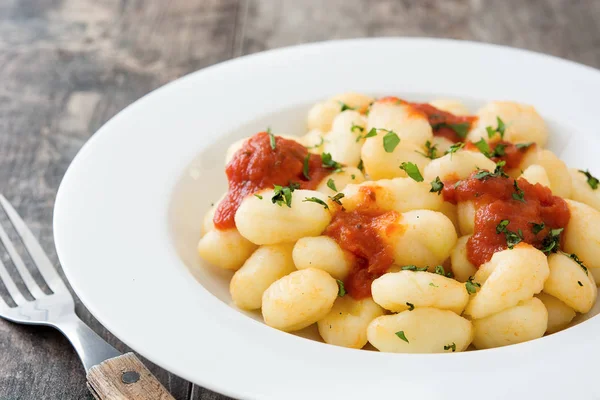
[0,0,599,399]
[87,353,175,400]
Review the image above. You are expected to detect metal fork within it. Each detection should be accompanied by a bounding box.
[0,195,175,400]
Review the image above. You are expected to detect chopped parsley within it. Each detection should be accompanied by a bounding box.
[473,160,509,180]
[432,122,470,139]
[505,229,524,249]
[429,282,439,287]
[402,265,429,272]
[357,159,364,172]
[356,127,377,142]
[430,177,444,194]
[327,178,337,192]
[395,331,409,343]
[540,228,564,253]
[473,138,491,156]
[515,142,534,150]
[444,342,456,352]
[336,279,347,297]
[496,219,510,234]
[434,265,446,276]
[338,101,355,112]
[271,183,300,208]
[254,194,263,200]
[303,153,311,180]
[351,123,365,133]
[267,127,276,150]
[465,276,481,294]
[578,169,599,190]
[306,136,324,149]
[578,280,583,287]
[512,180,526,203]
[329,192,345,206]
[530,222,545,235]
[493,143,507,157]
[321,152,344,172]
[417,140,438,159]
[351,174,356,180]
[383,130,401,153]
[486,117,506,139]
[445,142,465,158]
[406,302,415,311]
[564,252,588,275]
[302,197,329,210]
[400,162,424,182]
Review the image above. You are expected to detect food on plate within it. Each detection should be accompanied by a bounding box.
[196,92,600,353]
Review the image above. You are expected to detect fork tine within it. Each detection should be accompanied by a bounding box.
[0,195,65,295]
[0,257,27,307]
[0,218,46,299]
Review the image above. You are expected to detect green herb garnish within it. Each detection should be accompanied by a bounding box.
[445,142,465,157]
[327,178,337,192]
[486,117,506,139]
[400,162,424,182]
[336,279,347,296]
[356,127,377,142]
[564,252,588,275]
[383,130,401,153]
[272,183,299,208]
[303,197,329,210]
[496,219,510,234]
[351,123,365,134]
[406,302,415,311]
[433,122,470,138]
[579,169,599,190]
[303,153,311,180]
[395,331,409,343]
[578,280,583,287]
[339,101,355,112]
[254,194,263,200]
[531,222,545,235]
[357,159,364,172]
[512,180,525,203]
[321,152,344,172]
[417,140,438,159]
[473,160,509,180]
[429,282,439,287]
[329,192,345,206]
[402,265,429,272]
[430,177,444,194]
[541,228,564,253]
[444,342,457,352]
[267,127,276,150]
[515,142,534,150]
[465,276,481,294]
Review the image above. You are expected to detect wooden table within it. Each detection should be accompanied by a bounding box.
[0,1,599,399]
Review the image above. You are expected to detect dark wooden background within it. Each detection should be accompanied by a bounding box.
[0,0,599,399]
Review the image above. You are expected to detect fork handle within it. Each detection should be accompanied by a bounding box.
[87,353,175,400]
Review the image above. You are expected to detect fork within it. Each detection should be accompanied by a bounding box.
[0,195,176,400]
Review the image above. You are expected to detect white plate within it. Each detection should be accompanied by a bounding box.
[54,38,600,400]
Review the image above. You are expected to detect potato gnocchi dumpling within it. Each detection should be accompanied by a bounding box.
[371,271,469,314]
[230,243,296,310]
[535,292,576,334]
[340,178,443,213]
[367,308,473,353]
[235,189,332,245]
[465,246,549,319]
[318,296,384,349]
[472,297,548,350]
[197,93,600,354]
[262,268,338,332]
[467,101,548,147]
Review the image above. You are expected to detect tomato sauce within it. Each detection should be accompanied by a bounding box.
[324,188,399,299]
[464,140,535,169]
[375,96,477,143]
[213,132,333,230]
[442,172,570,267]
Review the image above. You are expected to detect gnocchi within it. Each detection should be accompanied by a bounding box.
[196,93,600,354]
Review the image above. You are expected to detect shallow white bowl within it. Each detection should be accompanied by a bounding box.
[54,38,600,400]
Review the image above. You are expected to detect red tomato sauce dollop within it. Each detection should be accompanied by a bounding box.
[442,173,570,267]
[324,188,399,299]
[213,132,332,230]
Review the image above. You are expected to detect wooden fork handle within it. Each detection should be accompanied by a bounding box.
[87,353,175,400]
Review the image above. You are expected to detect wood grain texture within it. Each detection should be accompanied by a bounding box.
[87,353,175,400]
[0,1,599,399]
